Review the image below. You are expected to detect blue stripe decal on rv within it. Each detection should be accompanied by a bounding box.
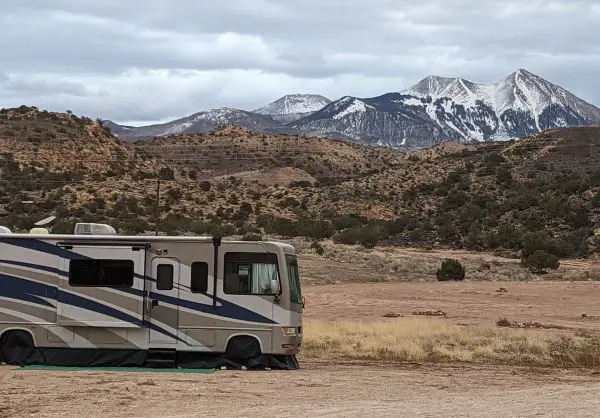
[148,292,277,324]
[0,238,86,259]
[0,273,56,308]
[0,273,183,343]
[0,259,63,276]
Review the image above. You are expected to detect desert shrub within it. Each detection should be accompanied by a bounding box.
[198,181,211,192]
[331,215,364,230]
[264,217,299,238]
[333,225,386,248]
[166,188,182,202]
[310,241,325,255]
[277,196,300,209]
[228,194,239,205]
[440,190,470,212]
[212,223,236,238]
[159,213,193,234]
[436,259,466,281]
[289,180,312,188]
[495,166,513,185]
[385,215,412,235]
[296,218,335,240]
[496,318,512,327]
[408,228,424,242]
[521,250,560,274]
[520,230,554,257]
[565,205,591,228]
[158,167,174,180]
[117,217,151,234]
[552,229,590,258]
[241,232,263,241]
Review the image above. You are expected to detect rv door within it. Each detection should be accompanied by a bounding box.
[57,245,146,327]
[148,257,180,344]
[215,245,279,349]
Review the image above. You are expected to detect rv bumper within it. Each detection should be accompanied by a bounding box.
[273,327,303,354]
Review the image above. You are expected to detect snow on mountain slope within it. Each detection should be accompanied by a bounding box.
[253,94,332,123]
[113,107,283,141]
[110,69,600,148]
[405,69,600,131]
[290,69,600,148]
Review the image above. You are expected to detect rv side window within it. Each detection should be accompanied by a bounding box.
[156,264,174,290]
[191,262,208,293]
[223,252,280,295]
[69,259,134,288]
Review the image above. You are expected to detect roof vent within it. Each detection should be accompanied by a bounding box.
[0,226,12,234]
[74,223,117,235]
[30,227,49,234]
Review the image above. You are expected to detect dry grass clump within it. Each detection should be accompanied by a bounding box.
[301,318,600,368]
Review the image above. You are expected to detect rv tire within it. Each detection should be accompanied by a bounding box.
[0,330,34,365]
[224,336,263,369]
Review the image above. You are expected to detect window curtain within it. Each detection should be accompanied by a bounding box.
[252,263,278,294]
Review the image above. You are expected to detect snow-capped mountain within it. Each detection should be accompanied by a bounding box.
[290,69,600,147]
[106,70,600,148]
[108,107,283,141]
[289,94,459,148]
[253,94,332,123]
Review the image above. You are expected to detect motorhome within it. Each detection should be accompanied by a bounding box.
[0,223,303,369]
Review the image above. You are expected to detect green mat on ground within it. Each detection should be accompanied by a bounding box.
[17,365,216,373]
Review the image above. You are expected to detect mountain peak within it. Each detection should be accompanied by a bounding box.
[253,94,332,123]
[406,75,456,97]
[515,68,535,76]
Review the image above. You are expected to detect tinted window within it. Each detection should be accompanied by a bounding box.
[69,259,134,287]
[156,264,174,290]
[191,262,208,293]
[223,252,280,295]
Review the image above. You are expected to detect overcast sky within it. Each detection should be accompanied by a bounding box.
[1,0,598,125]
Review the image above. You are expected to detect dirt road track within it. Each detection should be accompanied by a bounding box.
[2,363,600,417]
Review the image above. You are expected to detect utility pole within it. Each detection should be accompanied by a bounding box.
[154,178,161,236]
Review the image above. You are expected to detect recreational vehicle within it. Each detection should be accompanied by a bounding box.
[0,223,303,370]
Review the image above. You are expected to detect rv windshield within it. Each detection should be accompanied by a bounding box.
[286,255,302,305]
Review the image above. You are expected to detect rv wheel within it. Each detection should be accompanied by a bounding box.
[0,330,34,365]
[225,336,263,369]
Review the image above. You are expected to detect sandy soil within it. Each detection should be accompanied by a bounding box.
[2,363,600,417]
[302,281,600,332]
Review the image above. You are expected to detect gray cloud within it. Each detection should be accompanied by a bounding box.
[2,77,91,97]
[0,0,598,123]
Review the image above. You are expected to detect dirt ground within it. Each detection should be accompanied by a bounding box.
[3,245,600,417]
[2,362,600,417]
[3,281,600,417]
[302,281,600,332]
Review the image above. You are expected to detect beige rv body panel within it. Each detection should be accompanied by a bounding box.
[0,234,303,355]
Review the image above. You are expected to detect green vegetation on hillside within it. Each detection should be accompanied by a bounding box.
[0,106,598,260]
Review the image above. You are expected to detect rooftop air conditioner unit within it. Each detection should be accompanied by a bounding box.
[74,223,117,236]
[30,227,49,234]
[0,226,12,234]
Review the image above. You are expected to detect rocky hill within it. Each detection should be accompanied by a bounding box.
[1,106,599,259]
